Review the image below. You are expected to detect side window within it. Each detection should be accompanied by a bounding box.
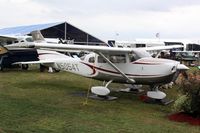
[129,53,137,62]
[89,57,95,63]
[98,54,126,63]
[136,44,146,48]
[80,55,86,61]
[109,55,126,63]
[98,56,106,63]
[14,41,19,43]
[26,37,34,42]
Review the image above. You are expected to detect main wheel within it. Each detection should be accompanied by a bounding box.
[0,65,3,71]
[22,64,29,70]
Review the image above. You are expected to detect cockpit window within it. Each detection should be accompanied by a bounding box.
[25,37,34,42]
[98,54,126,63]
[129,50,151,62]
[134,50,151,58]
[129,53,137,62]
[80,55,86,61]
[109,54,126,63]
[98,56,106,63]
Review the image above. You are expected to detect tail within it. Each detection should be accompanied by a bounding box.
[30,30,45,43]
[0,45,8,55]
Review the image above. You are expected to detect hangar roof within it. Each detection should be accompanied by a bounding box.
[0,22,106,45]
[0,22,63,35]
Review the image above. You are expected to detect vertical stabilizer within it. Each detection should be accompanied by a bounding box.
[30,30,45,43]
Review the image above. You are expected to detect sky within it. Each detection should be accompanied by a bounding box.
[0,0,200,41]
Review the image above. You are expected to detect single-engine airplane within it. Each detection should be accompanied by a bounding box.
[11,41,189,101]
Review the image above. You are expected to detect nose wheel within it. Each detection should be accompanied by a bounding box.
[147,85,166,99]
[143,85,174,105]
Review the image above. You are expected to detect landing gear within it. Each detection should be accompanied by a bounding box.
[40,64,46,72]
[143,85,174,105]
[21,64,29,70]
[118,84,144,94]
[0,65,3,71]
[147,85,166,99]
[89,80,117,100]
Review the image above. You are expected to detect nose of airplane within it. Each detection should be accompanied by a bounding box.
[177,64,189,71]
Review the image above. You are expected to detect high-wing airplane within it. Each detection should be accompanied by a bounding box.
[11,41,188,101]
[0,34,73,71]
[0,32,74,71]
[0,44,72,71]
[0,35,34,45]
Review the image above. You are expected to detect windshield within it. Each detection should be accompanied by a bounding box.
[25,37,34,42]
[133,50,152,59]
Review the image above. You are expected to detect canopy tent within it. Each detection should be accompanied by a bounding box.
[0,22,106,45]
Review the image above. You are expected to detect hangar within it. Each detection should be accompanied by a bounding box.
[0,21,106,45]
[0,22,107,70]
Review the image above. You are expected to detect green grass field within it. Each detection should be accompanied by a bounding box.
[0,68,199,133]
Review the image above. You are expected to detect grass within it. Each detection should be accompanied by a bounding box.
[0,68,199,133]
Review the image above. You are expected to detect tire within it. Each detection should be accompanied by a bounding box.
[22,64,29,70]
[0,65,3,71]
[54,68,60,72]
[40,64,46,72]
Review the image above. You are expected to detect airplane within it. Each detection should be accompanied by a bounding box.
[0,44,73,71]
[0,34,34,45]
[0,32,78,71]
[11,41,189,102]
[112,39,200,58]
[0,45,38,71]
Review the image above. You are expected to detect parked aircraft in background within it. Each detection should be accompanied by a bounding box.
[0,35,34,45]
[0,45,38,71]
[0,44,72,71]
[0,32,77,71]
[0,34,61,46]
[111,39,200,51]
[0,32,73,71]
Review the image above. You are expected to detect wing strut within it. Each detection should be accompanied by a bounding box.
[97,52,135,84]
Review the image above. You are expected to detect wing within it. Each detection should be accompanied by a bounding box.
[0,35,18,42]
[13,60,55,65]
[173,51,200,53]
[9,42,184,54]
[142,45,183,51]
[34,43,183,53]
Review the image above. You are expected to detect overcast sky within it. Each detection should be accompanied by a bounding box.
[0,0,200,41]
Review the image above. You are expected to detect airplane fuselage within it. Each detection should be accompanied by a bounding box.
[41,52,181,85]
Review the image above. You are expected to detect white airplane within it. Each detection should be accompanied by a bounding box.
[12,41,188,101]
[0,34,34,45]
[0,33,73,71]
